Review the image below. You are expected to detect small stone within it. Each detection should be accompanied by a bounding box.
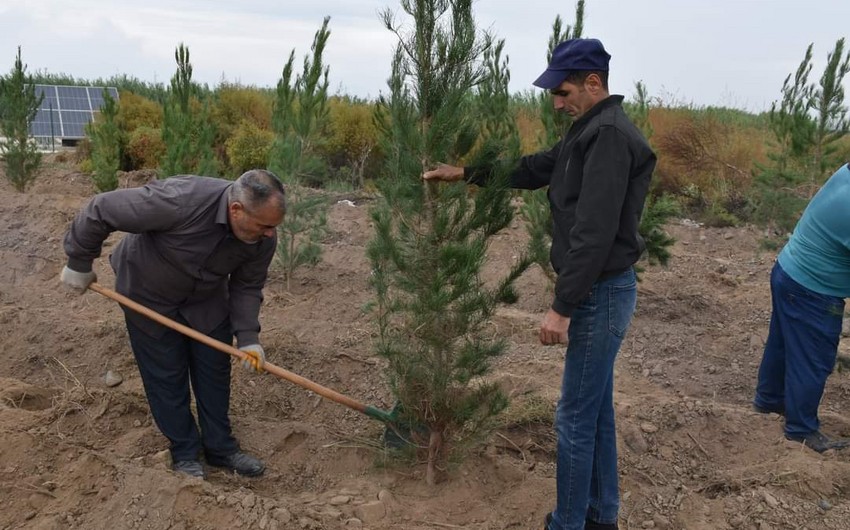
[344,518,363,527]
[761,491,779,508]
[133,419,142,427]
[652,514,670,529]
[818,499,832,511]
[273,508,292,524]
[354,501,386,523]
[377,490,394,504]
[641,520,655,528]
[329,495,351,506]
[241,493,256,509]
[104,370,123,387]
[640,422,659,434]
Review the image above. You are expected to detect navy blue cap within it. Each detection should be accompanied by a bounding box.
[532,38,611,89]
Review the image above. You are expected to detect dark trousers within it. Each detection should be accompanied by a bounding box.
[754,262,845,437]
[125,313,239,461]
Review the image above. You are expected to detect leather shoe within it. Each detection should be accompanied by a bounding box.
[785,431,850,453]
[544,513,619,530]
[172,460,206,479]
[206,451,265,477]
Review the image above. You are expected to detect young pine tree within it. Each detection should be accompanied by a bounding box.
[626,80,678,270]
[269,16,331,186]
[810,38,850,185]
[519,2,584,281]
[368,0,521,485]
[0,46,43,192]
[160,44,217,177]
[752,40,850,232]
[88,89,122,192]
[270,18,332,289]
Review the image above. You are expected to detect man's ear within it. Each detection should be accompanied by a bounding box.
[585,73,603,93]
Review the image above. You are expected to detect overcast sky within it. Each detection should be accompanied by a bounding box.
[2,0,848,112]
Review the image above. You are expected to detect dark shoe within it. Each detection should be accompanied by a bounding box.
[753,402,785,416]
[206,451,266,477]
[543,513,552,530]
[785,431,850,453]
[172,460,206,479]
[585,519,619,530]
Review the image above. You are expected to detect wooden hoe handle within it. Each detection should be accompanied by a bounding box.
[88,282,370,415]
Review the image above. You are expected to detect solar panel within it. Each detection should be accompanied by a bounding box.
[28,84,120,140]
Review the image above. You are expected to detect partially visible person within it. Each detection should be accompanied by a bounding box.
[754,162,850,453]
[425,38,655,530]
[61,169,286,478]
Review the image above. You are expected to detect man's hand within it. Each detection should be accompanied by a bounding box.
[423,163,464,182]
[240,344,266,373]
[539,309,570,345]
[60,265,97,292]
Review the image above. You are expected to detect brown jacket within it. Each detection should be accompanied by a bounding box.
[64,176,276,346]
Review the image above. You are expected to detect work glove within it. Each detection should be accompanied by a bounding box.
[240,344,266,373]
[60,265,97,292]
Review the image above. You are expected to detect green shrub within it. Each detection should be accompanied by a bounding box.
[323,97,379,187]
[225,121,274,174]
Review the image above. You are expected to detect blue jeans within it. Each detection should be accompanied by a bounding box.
[126,313,239,461]
[549,268,637,530]
[754,262,845,437]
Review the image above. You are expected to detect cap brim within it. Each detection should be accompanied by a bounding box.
[532,69,566,90]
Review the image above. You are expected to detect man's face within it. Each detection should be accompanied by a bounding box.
[550,79,595,118]
[228,200,285,244]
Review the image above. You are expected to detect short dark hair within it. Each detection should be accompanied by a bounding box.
[229,169,286,214]
[563,70,609,91]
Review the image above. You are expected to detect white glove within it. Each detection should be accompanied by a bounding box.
[60,265,97,291]
[240,344,266,373]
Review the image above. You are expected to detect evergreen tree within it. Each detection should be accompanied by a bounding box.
[811,38,850,184]
[269,16,331,186]
[274,187,329,291]
[269,18,332,289]
[0,47,43,192]
[160,44,217,177]
[368,0,521,484]
[753,40,849,232]
[625,81,678,270]
[88,89,121,192]
[520,2,584,281]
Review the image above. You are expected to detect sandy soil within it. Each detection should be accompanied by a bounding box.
[2,155,850,530]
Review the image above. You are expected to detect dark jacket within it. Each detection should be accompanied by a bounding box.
[63,176,276,346]
[467,95,655,316]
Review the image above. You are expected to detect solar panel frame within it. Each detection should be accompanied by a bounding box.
[29,84,119,140]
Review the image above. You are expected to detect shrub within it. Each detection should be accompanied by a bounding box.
[126,126,166,170]
[323,97,379,187]
[117,91,163,132]
[225,120,274,174]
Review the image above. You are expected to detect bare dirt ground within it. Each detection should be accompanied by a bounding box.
[2,155,850,530]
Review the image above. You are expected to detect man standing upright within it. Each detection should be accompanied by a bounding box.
[61,169,286,479]
[425,38,655,530]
